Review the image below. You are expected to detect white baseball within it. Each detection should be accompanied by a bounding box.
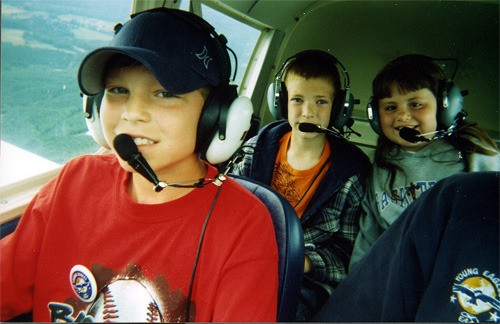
[87,279,162,322]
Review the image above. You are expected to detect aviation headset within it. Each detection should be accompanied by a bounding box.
[267,49,355,131]
[83,8,252,165]
[366,54,465,135]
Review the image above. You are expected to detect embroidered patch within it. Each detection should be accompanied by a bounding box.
[69,265,97,303]
[450,268,500,322]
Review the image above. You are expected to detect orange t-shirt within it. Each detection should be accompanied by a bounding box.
[271,132,331,218]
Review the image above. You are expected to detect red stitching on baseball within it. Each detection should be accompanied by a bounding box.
[146,302,160,322]
[101,287,119,321]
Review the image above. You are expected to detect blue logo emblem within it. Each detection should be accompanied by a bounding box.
[69,265,97,303]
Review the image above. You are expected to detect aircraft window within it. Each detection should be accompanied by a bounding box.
[1,0,132,185]
[1,0,260,219]
[199,4,261,87]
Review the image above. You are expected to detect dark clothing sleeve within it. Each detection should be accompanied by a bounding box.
[302,174,365,287]
[314,171,500,323]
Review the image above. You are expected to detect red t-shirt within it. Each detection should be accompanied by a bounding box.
[1,154,278,322]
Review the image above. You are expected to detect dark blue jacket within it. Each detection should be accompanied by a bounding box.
[314,171,500,322]
[232,120,371,296]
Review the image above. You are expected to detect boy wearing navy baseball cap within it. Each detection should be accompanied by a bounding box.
[1,8,278,322]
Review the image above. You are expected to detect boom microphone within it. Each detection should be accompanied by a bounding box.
[113,134,167,192]
[298,122,361,138]
[399,127,432,143]
[398,127,456,143]
[299,123,325,133]
[298,123,345,138]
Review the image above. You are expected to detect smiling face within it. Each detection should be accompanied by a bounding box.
[378,84,438,152]
[100,63,206,179]
[285,73,334,137]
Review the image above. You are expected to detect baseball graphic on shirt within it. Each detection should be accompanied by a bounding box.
[87,279,163,322]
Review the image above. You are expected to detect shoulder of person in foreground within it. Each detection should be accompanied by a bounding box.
[314,171,499,322]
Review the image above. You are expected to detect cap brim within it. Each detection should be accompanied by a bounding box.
[78,47,211,96]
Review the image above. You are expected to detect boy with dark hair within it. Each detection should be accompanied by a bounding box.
[231,50,370,321]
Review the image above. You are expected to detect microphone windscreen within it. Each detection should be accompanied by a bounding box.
[399,127,420,143]
[298,123,320,133]
[113,134,139,160]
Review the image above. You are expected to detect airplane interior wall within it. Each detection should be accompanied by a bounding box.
[272,1,499,147]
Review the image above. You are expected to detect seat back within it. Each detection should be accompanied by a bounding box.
[230,174,304,322]
[1,217,21,239]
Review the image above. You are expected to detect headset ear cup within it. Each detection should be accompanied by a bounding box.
[267,81,282,119]
[267,81,287,120]
[277,81,288,118]
[197,91,220,153]
[366,96,382,135]
[83,92,110,149]
[438,82,464,128]
[205,96,253,164]
[331,89,354,130]
[197,86,232,154]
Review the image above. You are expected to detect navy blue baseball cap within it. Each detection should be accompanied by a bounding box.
[78,8,227,96]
